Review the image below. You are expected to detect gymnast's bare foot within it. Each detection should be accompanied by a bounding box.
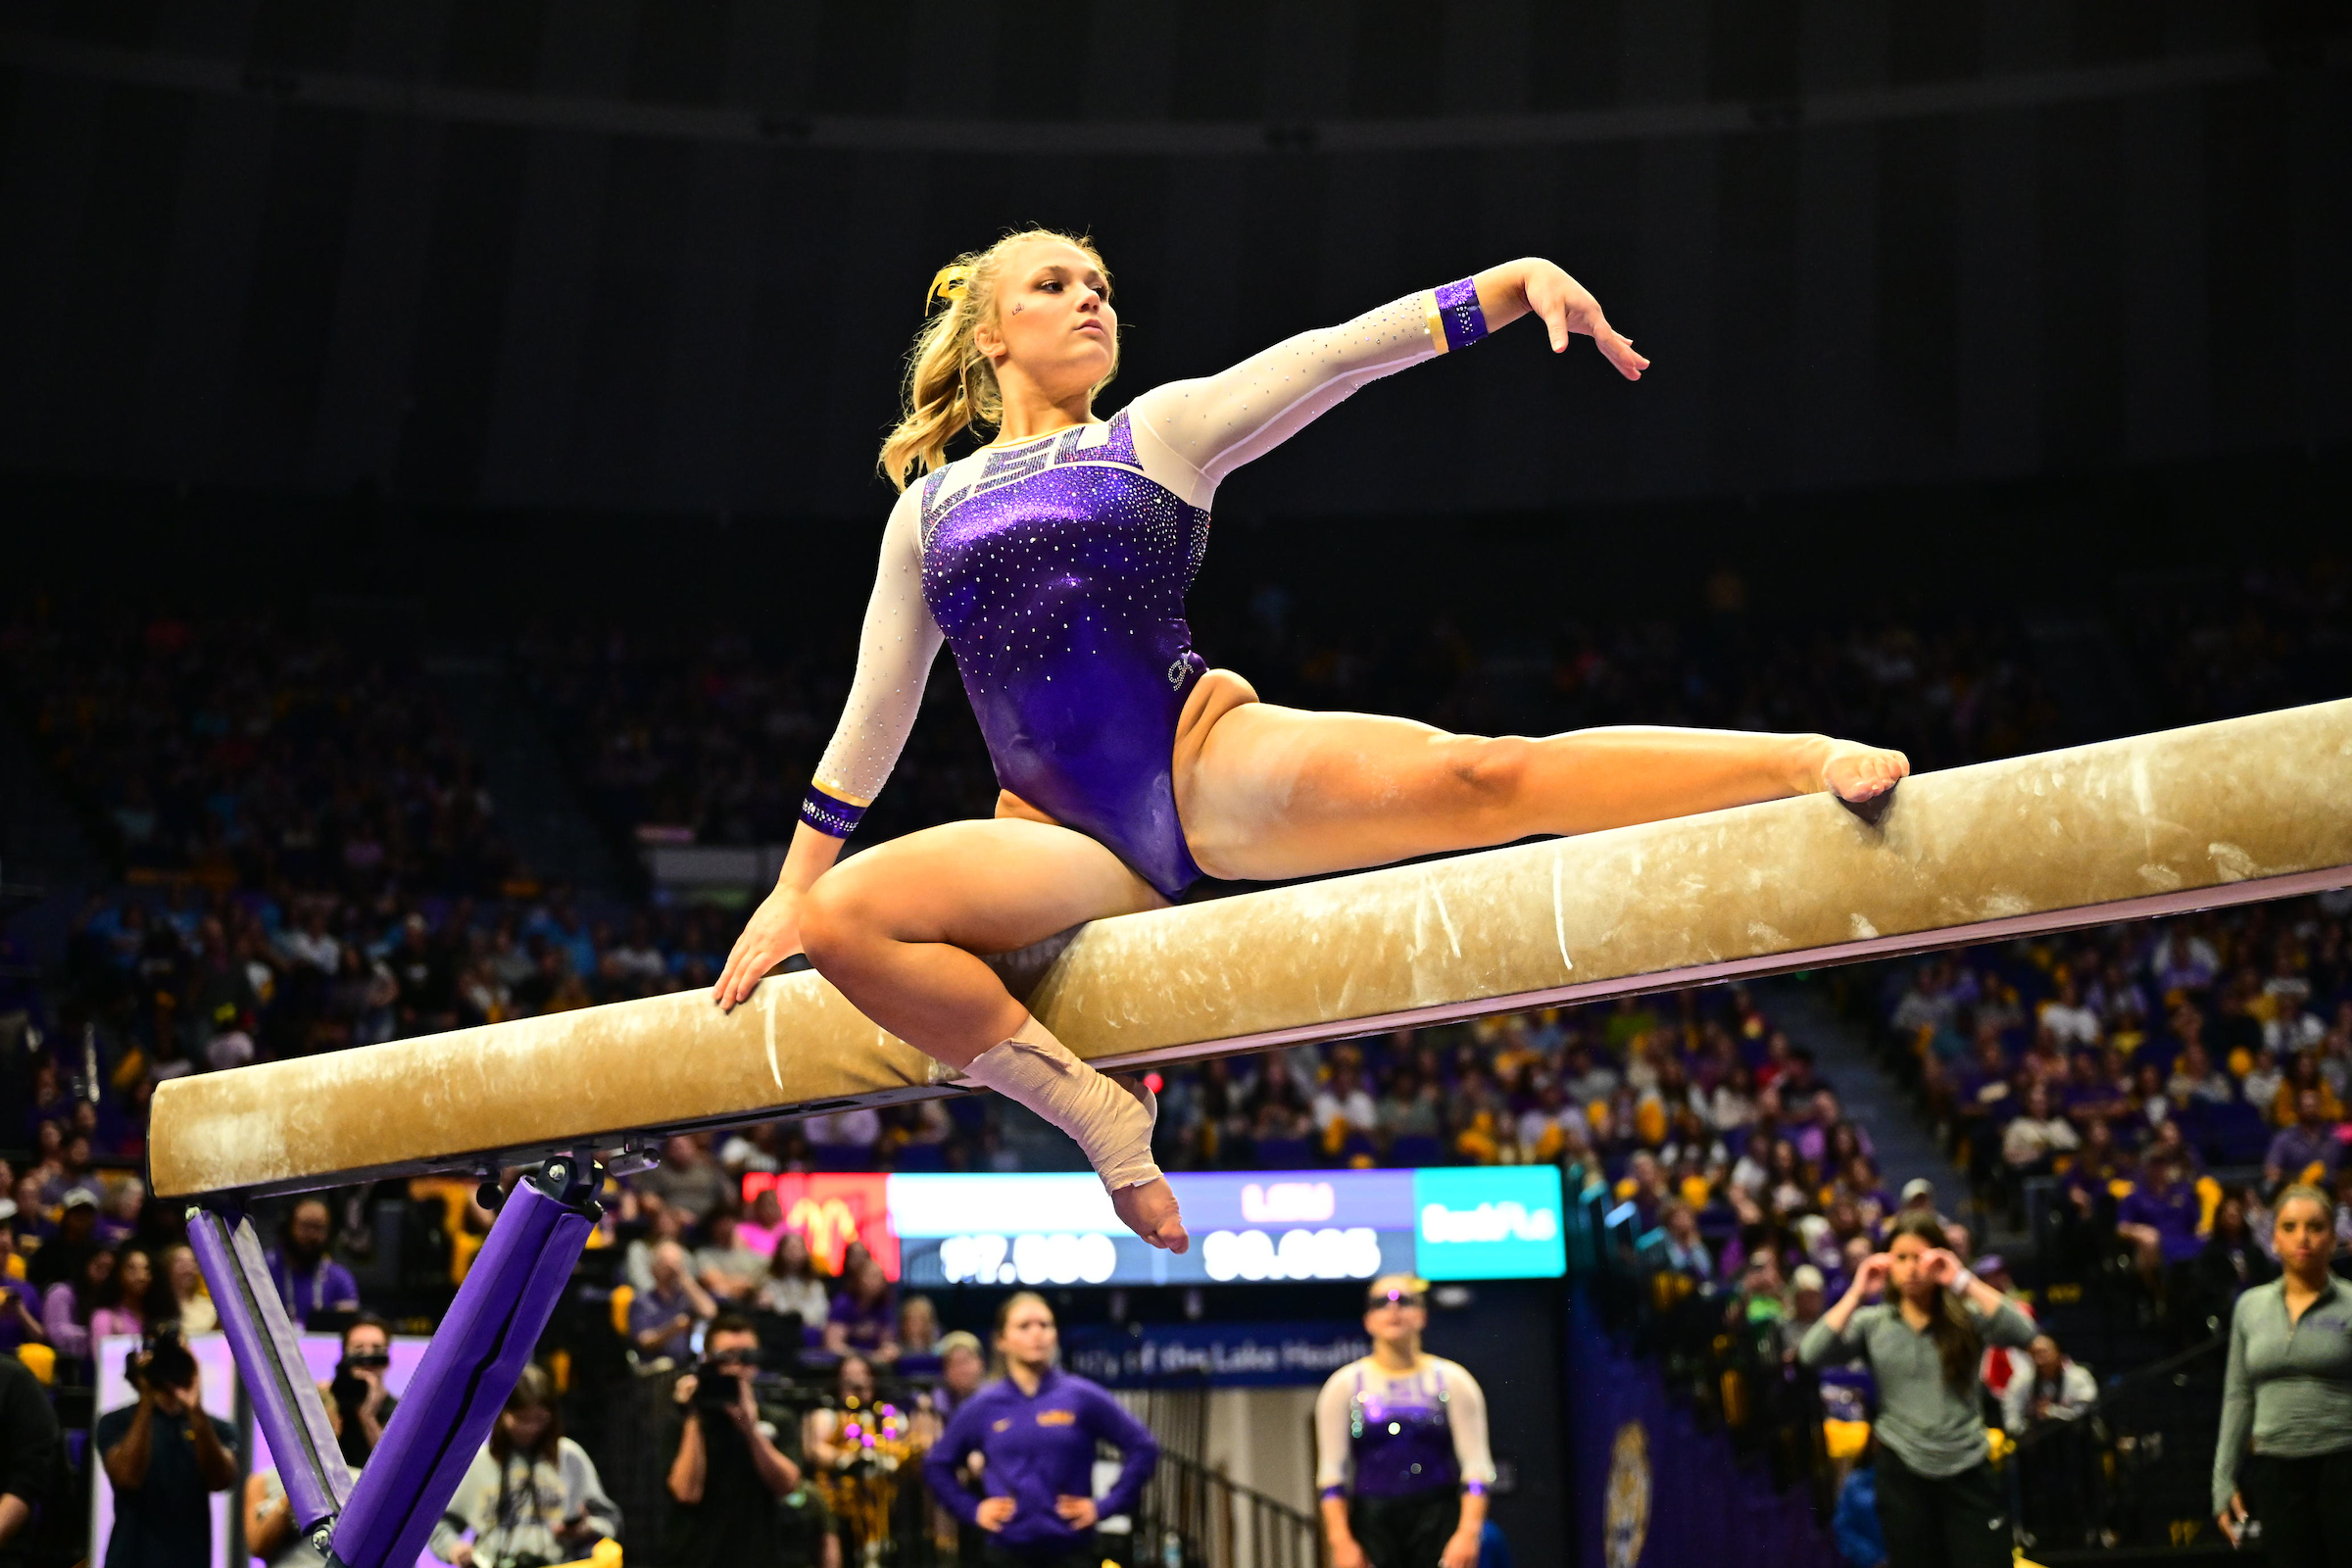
[1112,1178,1190,1253]
[1819,740,1910,803]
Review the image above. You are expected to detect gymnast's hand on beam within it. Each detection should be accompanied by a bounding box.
[713,883,808,1011]
[1513,259,1647,380]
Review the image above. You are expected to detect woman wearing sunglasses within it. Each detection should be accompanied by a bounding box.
[1316,1275,1495,1568]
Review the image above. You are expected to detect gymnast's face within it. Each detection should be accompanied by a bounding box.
[1363,1291,1427,1349]
[979,239,1116,397]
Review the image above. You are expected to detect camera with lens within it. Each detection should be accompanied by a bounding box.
[330,1347,391,1410]
[692,1359,748,1411]
[129,1323,197,1395]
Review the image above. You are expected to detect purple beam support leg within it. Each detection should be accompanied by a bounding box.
[326,1155,598,1568]
[188,1206,353,1550]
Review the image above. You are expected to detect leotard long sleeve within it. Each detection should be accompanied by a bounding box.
[807,487,943,821]
[806,279,1491,892]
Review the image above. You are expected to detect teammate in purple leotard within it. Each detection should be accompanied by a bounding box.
[713,228,1910,1250]
[1315,1276,1495,1568]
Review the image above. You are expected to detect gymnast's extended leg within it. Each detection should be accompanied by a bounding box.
[1174,673,1909,883]
[786,816,1194,1250]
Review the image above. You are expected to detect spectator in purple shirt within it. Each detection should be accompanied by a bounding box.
[2062,1119,2132,1227]
[39,1246,112,1370]
[2265,1090,2343,1197]
[923,1293,1158,1566]
[1793,1093,1873,1170]
[929,1332,986,1424]
[822,1249,900,1364]
[264,1199,361,1328]
[629,1242,717,1366]
[2117,1154,2204,1297]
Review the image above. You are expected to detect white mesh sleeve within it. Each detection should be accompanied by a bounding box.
[1127,290,1450,505]
[1314,1363,1360,1494]
[1441,1360,1497,1487]
[808,488,945,807]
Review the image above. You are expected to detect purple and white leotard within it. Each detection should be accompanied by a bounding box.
[1314,1355,1497,1501]
[806,278,1492,898]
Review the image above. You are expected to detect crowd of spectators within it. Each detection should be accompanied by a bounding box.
[514,622,1000,853]
[511,588,2071,858]
[5,609,518,899]
[1887,889,2352,1329]
[2116,560,2352,731]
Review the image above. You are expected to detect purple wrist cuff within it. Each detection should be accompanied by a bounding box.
[1461,1481,1490,1496]
[1431,277,1490,354]
[1320,1486,1348,1501]
[800,785,868,839]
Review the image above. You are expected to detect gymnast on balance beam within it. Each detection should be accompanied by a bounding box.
[710,229,1910,1251]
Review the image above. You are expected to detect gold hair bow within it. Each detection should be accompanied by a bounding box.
[927,265,972,310]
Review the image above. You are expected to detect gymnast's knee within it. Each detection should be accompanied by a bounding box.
[1440,734,1533,815]
[797,875,885,974]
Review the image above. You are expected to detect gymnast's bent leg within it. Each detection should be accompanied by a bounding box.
[793,816,1193,1250]
[1172,671,1909,884]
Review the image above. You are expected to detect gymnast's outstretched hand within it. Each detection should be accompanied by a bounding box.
[1512,258,1648,380]
[712,882,806,1012]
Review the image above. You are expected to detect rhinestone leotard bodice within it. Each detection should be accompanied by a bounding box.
[916,412,1209,898]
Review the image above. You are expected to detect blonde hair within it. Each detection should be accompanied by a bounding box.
[2277,1182,2335,1228]
[878,228,1117,492]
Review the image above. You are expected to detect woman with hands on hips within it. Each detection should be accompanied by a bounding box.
[1315,1275,1495,1568]
[920,1292,1157,1568]
[2214,1184,2352,1567]
[711,229,1909,1255]
[1799,1210,2034,1568]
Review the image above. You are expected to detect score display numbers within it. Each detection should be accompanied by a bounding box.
[887,1167,1565,1290]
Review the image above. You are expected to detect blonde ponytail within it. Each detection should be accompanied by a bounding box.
[878,228,1116,492]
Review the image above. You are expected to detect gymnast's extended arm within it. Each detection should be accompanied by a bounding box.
[713,487,944,1007]
[1127,258,1647,495]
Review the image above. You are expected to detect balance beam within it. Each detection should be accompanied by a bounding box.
[149,699,2352,1200]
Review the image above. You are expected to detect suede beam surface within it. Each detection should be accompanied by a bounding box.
[150,699,2352,1199]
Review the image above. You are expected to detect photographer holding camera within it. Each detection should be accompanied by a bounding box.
[663,1313,811,1566]
[97,1327,237,1568]
[323,1315,398,1468]
[242,1316,403,1565]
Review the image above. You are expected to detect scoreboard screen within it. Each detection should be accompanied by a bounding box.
[738,1166,1565,1288]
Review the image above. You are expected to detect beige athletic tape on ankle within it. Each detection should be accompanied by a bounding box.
[961,1015,1161,1191]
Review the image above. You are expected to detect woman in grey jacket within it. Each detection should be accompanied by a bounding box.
[428,1365,620,1568]
[1800,1210,2034,1568]
[2215,1184,2352,1567]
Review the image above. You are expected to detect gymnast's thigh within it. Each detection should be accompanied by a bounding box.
[1174,698,1499,883]
[811,816,1167,956]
